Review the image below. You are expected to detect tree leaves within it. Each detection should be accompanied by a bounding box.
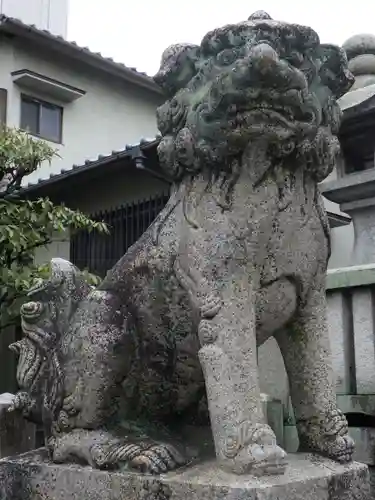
[0,126,108,330]
[0,126,57,197]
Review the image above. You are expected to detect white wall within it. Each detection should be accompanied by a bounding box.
[0,37,161,185]
[0,0,68,38]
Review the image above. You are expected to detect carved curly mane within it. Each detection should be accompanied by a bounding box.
[154,11,353,202]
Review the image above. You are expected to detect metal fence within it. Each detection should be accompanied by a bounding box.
[70,193,169,277]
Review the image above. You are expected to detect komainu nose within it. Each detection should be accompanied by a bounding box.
[249,43,279,63]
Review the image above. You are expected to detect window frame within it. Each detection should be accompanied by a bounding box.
[20,94,63,144]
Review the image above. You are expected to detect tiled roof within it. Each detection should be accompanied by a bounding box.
[22,137,163,193]
[0,15,161,95]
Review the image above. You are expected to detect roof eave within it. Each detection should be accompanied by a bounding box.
[20,139,164,195]
[0,16,162,96]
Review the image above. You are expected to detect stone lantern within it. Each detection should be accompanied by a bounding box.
[322,34,375,265]
[319,35,375,474]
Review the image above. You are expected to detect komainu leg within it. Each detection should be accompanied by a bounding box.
[197,277,287,475]
[276,285,354,463]
[176,219,286,474]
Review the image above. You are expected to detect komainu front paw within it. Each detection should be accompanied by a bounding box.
[91,440,187,474]
[50,429,187,475]
[221,422,287,475]
[298,404,354,463]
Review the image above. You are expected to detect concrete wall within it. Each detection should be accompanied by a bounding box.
[1,0,68,38]
[0,36,161,185]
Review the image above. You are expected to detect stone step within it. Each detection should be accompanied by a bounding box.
[0,449,370,500]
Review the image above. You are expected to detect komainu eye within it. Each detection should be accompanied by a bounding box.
[285,50,304,68]
[217,48,237,66]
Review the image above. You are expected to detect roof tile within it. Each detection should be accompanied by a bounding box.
[22,137,161,192]
[0,15,161,94]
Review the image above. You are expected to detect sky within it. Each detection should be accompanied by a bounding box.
[68,1,375,77]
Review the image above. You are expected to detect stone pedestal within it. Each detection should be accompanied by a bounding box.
[0,393,36,459]
[0,449,370,500]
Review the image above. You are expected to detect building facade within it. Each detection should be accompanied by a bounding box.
[0,14,162,186]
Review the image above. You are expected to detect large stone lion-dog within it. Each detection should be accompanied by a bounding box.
[9,11,355,475]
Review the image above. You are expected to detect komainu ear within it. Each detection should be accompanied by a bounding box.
[154,43,199,97]
[318,44,355,98]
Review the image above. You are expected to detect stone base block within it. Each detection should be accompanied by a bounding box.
[0,449,370,500]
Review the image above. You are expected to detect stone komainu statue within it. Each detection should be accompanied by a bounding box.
[9,11,355,475]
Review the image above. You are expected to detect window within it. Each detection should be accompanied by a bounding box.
[20,95,62,143]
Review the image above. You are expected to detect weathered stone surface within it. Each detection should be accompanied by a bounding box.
[0,450,370,500]
[7,10,358,479]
